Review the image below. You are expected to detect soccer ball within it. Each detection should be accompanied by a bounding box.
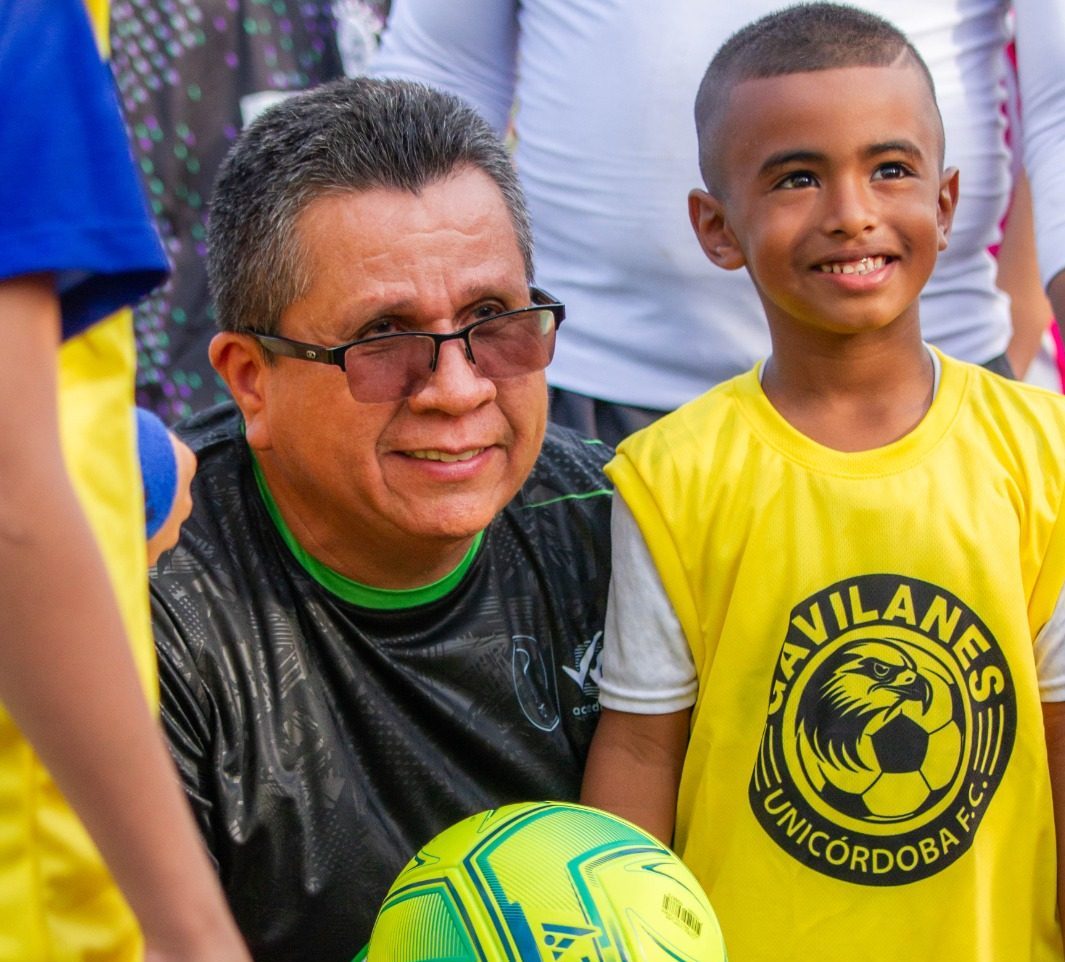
[365,801,728,962]
[800,697,963,821]
[860,712,963,818]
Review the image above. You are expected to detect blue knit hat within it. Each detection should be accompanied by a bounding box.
[135,407,178,540]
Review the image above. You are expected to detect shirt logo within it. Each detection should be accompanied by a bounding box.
[749,574,1016,885]
[563,630,603,694]
[512,635,561,732]
[512,633,602,729]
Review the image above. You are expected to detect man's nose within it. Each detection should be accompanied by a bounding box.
[408,336,496,414]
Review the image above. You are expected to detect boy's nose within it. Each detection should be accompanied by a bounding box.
[823,180,877,237]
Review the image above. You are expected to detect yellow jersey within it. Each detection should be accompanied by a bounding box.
[609,351,1065,962]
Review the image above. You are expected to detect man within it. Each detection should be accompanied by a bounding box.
[373,0,1065,443]
[150,77,613,962]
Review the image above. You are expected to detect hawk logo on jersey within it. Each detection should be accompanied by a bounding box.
[750,574,1015,885]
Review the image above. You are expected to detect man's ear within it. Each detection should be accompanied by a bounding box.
[937,167,960,252]
[689,188,745,270]
[209,332,272,450]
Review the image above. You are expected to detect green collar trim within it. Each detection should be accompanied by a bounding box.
[250,452,482,610]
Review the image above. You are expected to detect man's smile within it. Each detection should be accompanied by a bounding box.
[405,447,487,463]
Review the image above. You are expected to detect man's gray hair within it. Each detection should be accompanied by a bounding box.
[207,77,534,335]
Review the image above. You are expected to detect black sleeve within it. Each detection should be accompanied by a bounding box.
[151,591,222,868]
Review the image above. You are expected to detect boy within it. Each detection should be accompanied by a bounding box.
[581,4,1065,960]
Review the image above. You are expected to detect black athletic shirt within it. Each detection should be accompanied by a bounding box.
[150,404,613,962]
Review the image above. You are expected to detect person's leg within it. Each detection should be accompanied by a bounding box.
[549,386,667,448]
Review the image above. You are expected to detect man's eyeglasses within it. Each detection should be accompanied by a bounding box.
[247,288,565,403]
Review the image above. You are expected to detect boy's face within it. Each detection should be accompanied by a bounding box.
[689,62,958,340]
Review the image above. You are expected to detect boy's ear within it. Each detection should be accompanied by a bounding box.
[689,188,745,270]
[208,332,273,451]
[936,167,960,252]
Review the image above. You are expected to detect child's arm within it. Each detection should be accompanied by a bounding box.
[582,707,690,844]
[0,276,248,961]
[1043,700,1065,927]
[581,491,695,844]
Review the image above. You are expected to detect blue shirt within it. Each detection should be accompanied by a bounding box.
[0,0,167,339]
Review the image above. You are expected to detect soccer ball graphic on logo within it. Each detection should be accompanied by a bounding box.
[795,638,964,820]
[363,801,727,962]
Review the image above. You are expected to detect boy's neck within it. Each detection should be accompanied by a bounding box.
[760,329,935,453]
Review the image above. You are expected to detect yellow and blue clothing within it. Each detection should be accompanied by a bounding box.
[606,351,1065,961]
[0,1,166,957]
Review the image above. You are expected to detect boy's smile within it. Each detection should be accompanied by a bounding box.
[690,61,958,345]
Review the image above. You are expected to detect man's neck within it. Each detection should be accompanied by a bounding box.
[760,329,935,453]
[250,453,482,592]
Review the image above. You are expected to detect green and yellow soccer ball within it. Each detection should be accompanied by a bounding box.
[364,801,727,962]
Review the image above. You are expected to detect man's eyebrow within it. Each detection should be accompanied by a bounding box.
[334,286,519,337]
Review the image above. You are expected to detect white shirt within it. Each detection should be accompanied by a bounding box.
[374,0,1065,410]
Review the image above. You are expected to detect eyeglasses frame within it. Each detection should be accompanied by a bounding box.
[246,286,564,379]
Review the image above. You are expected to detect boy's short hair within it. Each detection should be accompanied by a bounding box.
[695,2,940,193]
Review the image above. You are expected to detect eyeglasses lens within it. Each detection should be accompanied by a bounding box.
[342,308,557,403]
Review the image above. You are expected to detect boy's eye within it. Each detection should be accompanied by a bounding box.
[872,162,912,181]
[775,171,818,190]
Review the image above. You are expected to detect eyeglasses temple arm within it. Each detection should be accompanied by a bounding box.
[252,333,347,368]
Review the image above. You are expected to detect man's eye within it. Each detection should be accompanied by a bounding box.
[356,319,400,339]
[776,171,817,190]
[873,162,911,181]
[470,302,506,322]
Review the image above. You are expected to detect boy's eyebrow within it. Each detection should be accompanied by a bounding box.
[758,149,825,176]
[758,140,926,177]
[865,139,925,161]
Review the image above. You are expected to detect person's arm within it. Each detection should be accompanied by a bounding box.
[998,171,1055,377]
[582,707,690,844]
[1015,0,1065,323]
[580,492,696,844]
[0,275,248,962]
[371,0,519,134]
[1047,272,1065,338]
[1044,701,1065,928]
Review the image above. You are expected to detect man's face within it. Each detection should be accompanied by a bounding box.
[691,62,957,342]
[248,168,546,585]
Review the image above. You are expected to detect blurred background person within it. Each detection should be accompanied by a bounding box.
[111,0,389,422]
